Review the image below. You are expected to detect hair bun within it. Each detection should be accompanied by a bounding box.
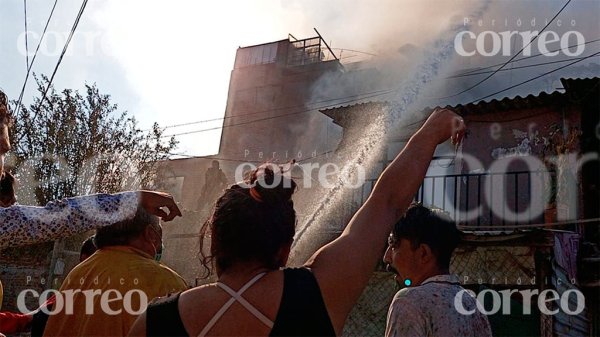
[247,162,296,204]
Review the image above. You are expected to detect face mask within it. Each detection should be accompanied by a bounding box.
[149,225,164,262]
[154,243,165,262]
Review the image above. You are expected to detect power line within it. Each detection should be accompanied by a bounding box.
[167,153,261,163]
[157,87,395,131]
[167,149,336,163]
[23,0,29,70]
[167,114,427,166]
[447,38,600,79]
[14,0,59,114]
[161,88,397,138]
[449,55,591,78]
[330,47,378,57]
[459,217,600,230]
[439,0,572,99]
[18,0,88,142]
[469,50,600,104]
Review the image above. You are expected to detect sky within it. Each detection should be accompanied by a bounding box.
[0,0,598,157]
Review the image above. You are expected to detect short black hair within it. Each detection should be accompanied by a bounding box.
[392,203,460,269]
[95,208,159,248]
[80,235,98,259]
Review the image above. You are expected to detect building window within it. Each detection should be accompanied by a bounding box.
[235,43,278,68]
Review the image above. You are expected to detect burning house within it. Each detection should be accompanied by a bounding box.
[156,31,599,337]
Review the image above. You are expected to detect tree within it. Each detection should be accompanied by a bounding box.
[2,75,177,282]
[10,74,177,205]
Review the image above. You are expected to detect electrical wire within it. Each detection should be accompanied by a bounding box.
[167,153,264,163]
[448,55,591,78]
[330,47,378,57]
[23,0,29,71]
[167,149,337,163]
[458,217,600,230]
[160,87,397,138]
[18,0,89,143]
[168,114,428,159]
[438,0,572,99]
[14,0,59,114]
[155,87,395,131]
[469,50,600,104]
[448,38,600,78]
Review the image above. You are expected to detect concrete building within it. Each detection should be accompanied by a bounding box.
[160,33,346,213]
[219,33,343,162]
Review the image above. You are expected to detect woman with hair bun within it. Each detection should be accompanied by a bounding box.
[130,108,466,337]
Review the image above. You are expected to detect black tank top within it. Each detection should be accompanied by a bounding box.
[146,267,335,337]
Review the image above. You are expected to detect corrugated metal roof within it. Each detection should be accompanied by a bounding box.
[320,101,388,114]
[444,91,567,116]
[560,77,600,102]
[320,101,390,127]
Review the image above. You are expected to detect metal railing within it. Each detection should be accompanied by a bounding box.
[350,170,560,231]
[287,37,337,66]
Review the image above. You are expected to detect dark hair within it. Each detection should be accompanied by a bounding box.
[95,208,159,248]
[80,235,98,259]
[0,171,16,206]
[0,90,8,113]
[0,89,14,127]
[200,163,297,276]
[392,203,460,269]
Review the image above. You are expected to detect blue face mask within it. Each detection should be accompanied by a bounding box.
[155,243,165,262]
[150,225,164,262]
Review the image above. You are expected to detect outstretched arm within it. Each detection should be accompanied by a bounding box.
[0,190,181,249]
[306,109,465,334]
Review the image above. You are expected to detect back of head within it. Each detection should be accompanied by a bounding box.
[200,163,297,276]
[392,203,460,269]
[0,171,16,207]
[80,235,98,261]
[95,207,159,249]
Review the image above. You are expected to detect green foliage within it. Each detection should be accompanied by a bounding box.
[9,74,178,205]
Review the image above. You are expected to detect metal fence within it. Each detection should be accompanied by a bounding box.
[343,272,397,337]
[287,37,337,66]
[352,170,558,230]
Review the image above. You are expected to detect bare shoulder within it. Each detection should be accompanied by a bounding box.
[176,272,284,336]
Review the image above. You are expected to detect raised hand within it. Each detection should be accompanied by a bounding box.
[417,108,466,147]
[139,190,182,221]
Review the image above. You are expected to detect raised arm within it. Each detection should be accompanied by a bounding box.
[306,109,465,334]
[0,190,181,250]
